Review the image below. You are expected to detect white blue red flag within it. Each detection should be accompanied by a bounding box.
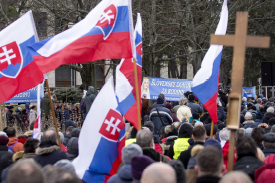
[29,0,135,75]
[32,78,44,140]
[73,77,125,183]
[191,0,228,123]
[0,11,44,103]
[116,13,142,130]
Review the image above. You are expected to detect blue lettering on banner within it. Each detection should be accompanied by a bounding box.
[141,77,192,101]
[243,86,256,98]
[5,85,44,103]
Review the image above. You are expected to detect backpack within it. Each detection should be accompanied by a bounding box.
[8,142,18,153]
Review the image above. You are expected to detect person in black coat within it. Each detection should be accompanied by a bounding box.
[262,107,275,124]
[67,137,78,161]
[233,136,265,181]
[0,134,13,182]
[178,125,206,168]
[6,106,15,127]
[34,129,68,167]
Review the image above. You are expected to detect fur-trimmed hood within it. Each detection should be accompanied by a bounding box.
[36,145,60,155]
[243,120,255,125]
[13,151,24,162]
[191,145,204,157]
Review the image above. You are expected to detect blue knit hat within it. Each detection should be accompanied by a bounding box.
[157,96,164,104]
[256,111,263,120]
[204,138,222,153]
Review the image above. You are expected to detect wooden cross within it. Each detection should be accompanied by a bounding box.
[210,12,270,171]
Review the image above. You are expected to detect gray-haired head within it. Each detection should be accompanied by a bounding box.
[41,128,58,145]
[179,97,188,106]
[267,107,275,113]
[257,98,262,104]
[54,159,75,172]
[244,112,253,121]
[219,128,231,141]
[136,129,153,148]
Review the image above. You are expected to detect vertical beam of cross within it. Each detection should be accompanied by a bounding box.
[210,11,270,172]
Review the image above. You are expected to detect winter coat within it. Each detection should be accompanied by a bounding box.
[85,87,96,113]
[142,148,170,163]
[80,98,86,113]
[219,91,228,106]
[67,137,78,161]
[263,148,275,157]
[162,136,178,156]
[21,111,29,129]
[243,121,257,129]
[264,125,272,134]
[8,137,24,153]
[196,176,220,183]
[255,103,261,111]
[15,108,21,126]
[6,109,15,127]
[233,156,265,181]
[64,133,72,146]
[25,103,30,114]
[254,119,262,127]
[29,109,37,124]
[0,145,13,182]
[178,141,204,169]
[22,153,36,159]
[263,112,275,124]
[177,105,192,121]
[222,141,236,170]
[34,143,68,167]
[149,104,174,135]
[187,144,204,169]
[107,164,132,183]
[41,95,50,117]
[187,102,203,115]
[172,105,181,114]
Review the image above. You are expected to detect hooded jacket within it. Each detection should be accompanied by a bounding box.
[149,103,174,135]
[107,164,132,183]
[142,148,170,163]
[162,136,178,156]
[34,143,68,167]
[263,112,275,124]
[187,102,203,115]
[243,120,257,129]
[8,137,24,153]
[15,108,21,126]
[67,137,78,161]
[167,123,193,159]
[85,86,96,113]
[0,145,13,182]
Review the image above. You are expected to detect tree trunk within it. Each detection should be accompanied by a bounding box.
[180,56,187,79]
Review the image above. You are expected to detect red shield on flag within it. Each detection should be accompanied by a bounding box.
[99,109,124,141]
[0,41,22,78]
[95,4,117,40]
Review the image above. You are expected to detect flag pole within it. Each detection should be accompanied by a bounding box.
[0,104,3,130]
[210,121,214,138]
[3,103,6,128]
[133,59,141,131]
[45,79,62,148]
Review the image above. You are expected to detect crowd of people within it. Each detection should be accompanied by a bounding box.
[2,86,275,182]
[121,90,275,183]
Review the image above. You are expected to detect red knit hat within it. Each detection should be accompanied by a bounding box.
[18,138,27,144]
[255,163,275,183]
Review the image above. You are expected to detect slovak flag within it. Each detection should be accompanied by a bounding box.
[29,0,135,74]
[0,11,44,103]
[191,0,228,123]
[116,13,142,130]
[73,77,125,183]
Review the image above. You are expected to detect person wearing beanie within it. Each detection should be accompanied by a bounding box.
[149,95,174,136]
[233,136,265,181]
[0,134,13,181]
[152,94,166,108]
[107,144,143,183]
[167,123,193,160]
[165,103,180,122]
[254,111,263,127]
[126,127,138,146]
[131,155,154,183]
[168,160,187,183]
[262,132,275,157]
[22,137,40,159]
[67,137,78,161]
[264,117,275,133]
[54,159,75,172]
[187,94,203,115]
